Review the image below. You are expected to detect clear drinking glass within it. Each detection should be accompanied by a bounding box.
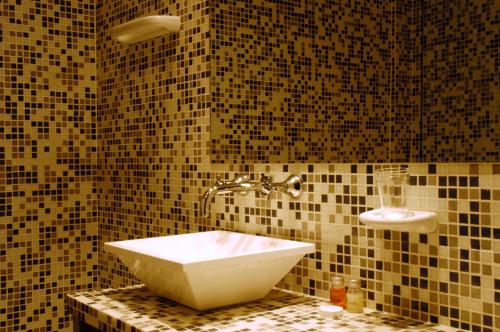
[375,167,410,219]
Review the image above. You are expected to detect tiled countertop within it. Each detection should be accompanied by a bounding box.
[66,285,463,332]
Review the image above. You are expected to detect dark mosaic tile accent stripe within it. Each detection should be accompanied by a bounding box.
[0,0,98,331]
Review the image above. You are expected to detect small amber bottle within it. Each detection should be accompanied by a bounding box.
[329,276,346,308]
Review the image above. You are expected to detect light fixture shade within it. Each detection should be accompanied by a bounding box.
[110,15,181,44]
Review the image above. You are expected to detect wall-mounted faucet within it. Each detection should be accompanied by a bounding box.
[200,174,302,217]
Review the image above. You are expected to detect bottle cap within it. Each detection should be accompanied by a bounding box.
[319,305,343,318]
[331,276,344,287]
[347,278,361,288]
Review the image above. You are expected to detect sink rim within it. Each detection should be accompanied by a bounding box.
[104,230,315,271]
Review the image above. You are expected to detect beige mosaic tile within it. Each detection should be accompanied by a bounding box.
[99,160,500,332]
[67,285,466,332]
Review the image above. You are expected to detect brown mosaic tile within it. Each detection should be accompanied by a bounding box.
[210,0,406,163]
[96,0,212,290]
[422,0,500,162]
[210,0,499,164]
[0,0,98,331]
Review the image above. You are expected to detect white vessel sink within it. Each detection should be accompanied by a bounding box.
[104,231,315,310]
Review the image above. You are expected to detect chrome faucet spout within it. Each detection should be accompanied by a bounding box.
[200,174,302,218]
[201,185,218,218]
[200,174,257,217]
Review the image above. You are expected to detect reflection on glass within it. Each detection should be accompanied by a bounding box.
[375,167,412,219]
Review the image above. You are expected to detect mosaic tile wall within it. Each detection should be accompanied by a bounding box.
[210,0,500,164]
[210,0,407,164]
[422,0,500,162]
[96,0,212,288]
[96,1,499,332]
[0,0,98,331]
[392,0,422,162]
[1,0,497,331]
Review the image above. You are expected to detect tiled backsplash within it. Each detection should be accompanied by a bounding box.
[211,163,499,332]
[100,161,500,332]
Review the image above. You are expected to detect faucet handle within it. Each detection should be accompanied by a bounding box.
[234,174,249,183]
[215,174,223,185]
[260,175,272,185]
[280,174,302,198]
[265,174,302,198]
[259,175,273,195]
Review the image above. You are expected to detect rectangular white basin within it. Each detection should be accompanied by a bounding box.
[104,231,314,310]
